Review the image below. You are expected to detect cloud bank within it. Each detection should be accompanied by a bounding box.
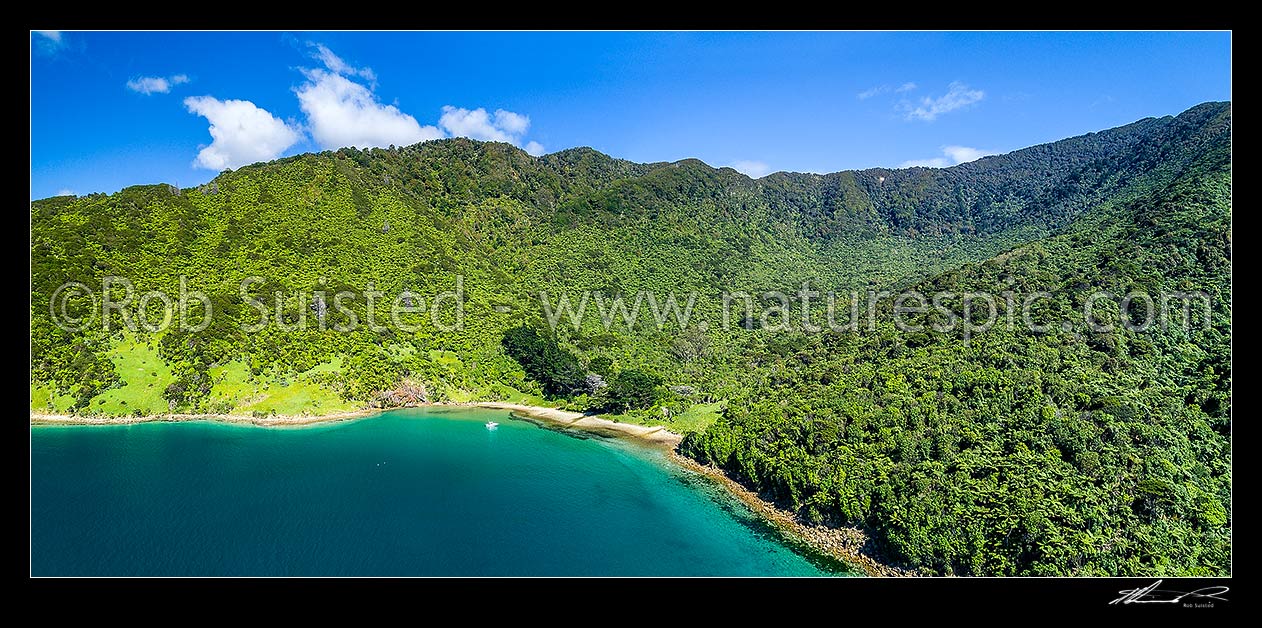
[731,160,772,178]
[184,96,302,170]
[438,106,533,143]
[898,145,994,169]
[296,68,443,149]
[183,43,548,170]
[295,45,542,153]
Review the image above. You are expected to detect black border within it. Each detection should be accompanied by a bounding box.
[27,25,1233,614]
[30,577,1235,612]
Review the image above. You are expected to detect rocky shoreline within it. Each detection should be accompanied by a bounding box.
[667,451,916,577]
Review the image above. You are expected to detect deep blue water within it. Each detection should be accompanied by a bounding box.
[31,408,836,576]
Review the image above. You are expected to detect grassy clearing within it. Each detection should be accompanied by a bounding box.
[42,339,719,427]
[31,382,75,413]
[208,359,357,416]
[666,401,725,432]
[88,335,178,415]
[428,349,462,368]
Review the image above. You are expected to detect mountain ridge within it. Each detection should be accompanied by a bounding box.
[41,101,1229,208]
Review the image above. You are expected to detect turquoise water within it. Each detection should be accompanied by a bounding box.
[31,408,836,576]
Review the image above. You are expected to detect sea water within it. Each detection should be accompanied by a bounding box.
[31,407,839,576]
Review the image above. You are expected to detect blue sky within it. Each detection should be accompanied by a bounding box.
[31,31,1231,199]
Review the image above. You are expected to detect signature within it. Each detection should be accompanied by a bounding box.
[1110,580,1230,605]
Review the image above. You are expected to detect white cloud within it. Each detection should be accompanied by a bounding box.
[438,106,535,144]
[184,96,302,170]
[898,145,993,169]
[942,145,988,163]
[294,43,546,154]
[309,43,377,84]
[902,82,985,121]
[127,74,190,95]
[127,77,169,94]
[312,43,354,74]
[494,109,530,135]
[731,160,772,178]
[296,68,442,149]
[899,156,951,168]
[858,85,888,100]
[860,82,917,100]
[33,30,66,55]
[55,188,75,196]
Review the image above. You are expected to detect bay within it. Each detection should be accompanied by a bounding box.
[31,407,840,576]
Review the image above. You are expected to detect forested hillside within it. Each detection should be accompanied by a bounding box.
[682,126,1231,575]
[30,102,1230,575]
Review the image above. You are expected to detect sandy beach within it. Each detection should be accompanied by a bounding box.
[29,402,683,446]
[470,402,683,446]
[30,409,383,427]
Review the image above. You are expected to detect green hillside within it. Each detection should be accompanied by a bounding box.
[30,102,1230,575]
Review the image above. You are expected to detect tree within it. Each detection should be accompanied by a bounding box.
[501,326,587,397]
[670,328,710,363]
[588,355,614,377]
[605,369,661,411]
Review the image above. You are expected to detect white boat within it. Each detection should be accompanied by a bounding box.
[486,421,499,430]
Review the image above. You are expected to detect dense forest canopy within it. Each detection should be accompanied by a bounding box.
[30,101,1230,576]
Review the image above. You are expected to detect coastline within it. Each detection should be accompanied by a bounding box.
[31,402,902,576]
[30,408,382,427]
[29,402,683,446]
[667,452,916,578]
[27,403,681,446]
